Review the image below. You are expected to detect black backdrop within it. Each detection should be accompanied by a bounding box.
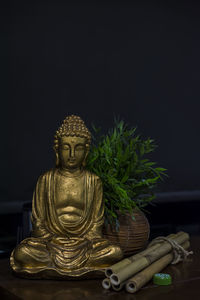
[1,0,200,206]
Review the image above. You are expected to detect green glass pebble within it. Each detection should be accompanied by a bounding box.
[153,273,172,285]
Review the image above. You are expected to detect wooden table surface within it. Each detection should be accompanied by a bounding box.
[0,236,200,300]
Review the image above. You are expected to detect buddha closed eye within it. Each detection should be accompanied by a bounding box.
[76,145,85,151]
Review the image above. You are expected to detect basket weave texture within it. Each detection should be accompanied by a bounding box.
[103,210,150,257]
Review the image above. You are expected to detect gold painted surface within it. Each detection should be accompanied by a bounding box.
[10,115,123,279]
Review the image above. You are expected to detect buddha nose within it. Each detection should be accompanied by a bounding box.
[70,147,75,158]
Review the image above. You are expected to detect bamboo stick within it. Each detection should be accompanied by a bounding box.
[110,231,189,285]
[102,278,111,290]
[105,233,179,278]
[125,240,190,293]
[111,282,126,291]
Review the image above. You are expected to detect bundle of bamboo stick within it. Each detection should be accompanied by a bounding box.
[102,231,192,293]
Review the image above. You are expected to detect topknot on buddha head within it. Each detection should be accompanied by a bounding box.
[54,115,91,150]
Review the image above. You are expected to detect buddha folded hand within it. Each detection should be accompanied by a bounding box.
[10,115,123,279]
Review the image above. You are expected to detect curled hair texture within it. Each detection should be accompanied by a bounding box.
[54,115,91,150]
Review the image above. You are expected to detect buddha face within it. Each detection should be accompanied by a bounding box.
[58,136,88,170]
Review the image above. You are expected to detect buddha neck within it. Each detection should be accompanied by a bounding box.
[58,167,84,178]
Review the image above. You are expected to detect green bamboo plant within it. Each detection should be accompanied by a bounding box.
[86,120,167,227]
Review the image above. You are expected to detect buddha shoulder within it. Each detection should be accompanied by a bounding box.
[35,169,55,184]
[84,170,100,179]
[85,170,103,187]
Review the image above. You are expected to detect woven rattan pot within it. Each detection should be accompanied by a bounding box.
[103,209,150,257]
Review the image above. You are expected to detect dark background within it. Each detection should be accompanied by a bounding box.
[1,0,200,246]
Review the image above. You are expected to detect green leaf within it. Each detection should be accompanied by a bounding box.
[154,167,167,172]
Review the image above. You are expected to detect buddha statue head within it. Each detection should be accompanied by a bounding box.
[54,115,91,171]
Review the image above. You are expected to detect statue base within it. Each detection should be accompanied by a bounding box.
[12,267,105,280]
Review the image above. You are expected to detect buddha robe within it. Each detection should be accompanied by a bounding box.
[10,169,123,279]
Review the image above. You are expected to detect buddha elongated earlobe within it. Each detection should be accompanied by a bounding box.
[82,148,89,167]
[55,151,60,167]
[82,158,87,167]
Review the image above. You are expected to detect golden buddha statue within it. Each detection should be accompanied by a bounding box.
[10,115,123,279]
